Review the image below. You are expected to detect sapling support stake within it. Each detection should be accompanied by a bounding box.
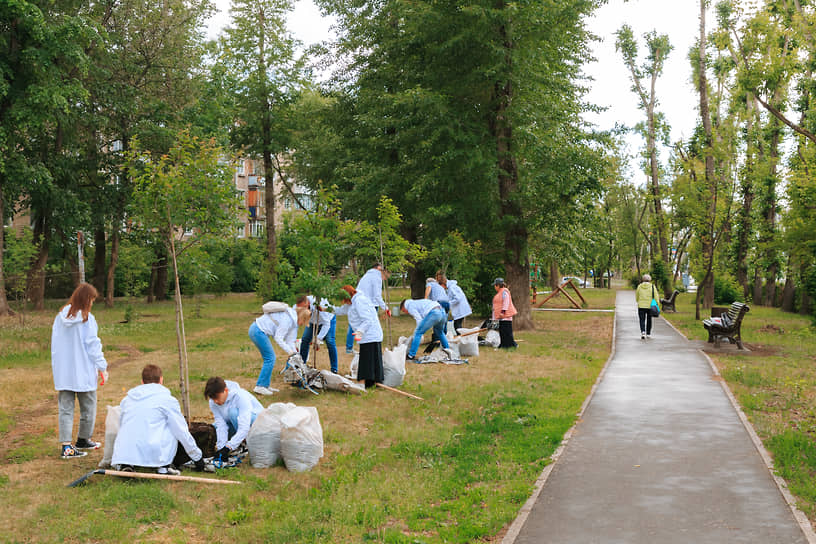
[378,227,393,348]
[375,382,424,400]
[67,469,241,487]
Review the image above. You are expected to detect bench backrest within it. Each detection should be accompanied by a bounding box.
[667,290,679,303]
[725,302,750,325]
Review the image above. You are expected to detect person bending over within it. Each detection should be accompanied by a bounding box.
[400,298,451,360]
[204,377,263,461]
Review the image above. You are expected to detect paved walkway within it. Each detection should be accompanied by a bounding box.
[507,291,811,544]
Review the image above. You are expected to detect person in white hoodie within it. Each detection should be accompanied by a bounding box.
[204,377,264,460]
[248,305,311,395]
[342,285,384,388]
[51,282,108,459]
[295,295,338,373]
[112,365,205,474]
[345,264,392,352]
[399,298,451,360]
[442,276,472,332]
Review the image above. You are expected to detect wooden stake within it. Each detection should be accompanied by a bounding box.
[68,469,241,487]
[375,382,424,400]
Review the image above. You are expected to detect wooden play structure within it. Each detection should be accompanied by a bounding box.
[533,278,587,309]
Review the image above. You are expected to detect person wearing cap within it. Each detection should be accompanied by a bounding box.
[492,278,518,348]
[400,298,451,360]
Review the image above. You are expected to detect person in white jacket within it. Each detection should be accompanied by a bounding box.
[112,365,205,474]
[442,277,472,332]
[296,295,338,373]
[248,305,311,395]
[346,264,392,353]
[342,285,384,388]
[400,298,451,360]
[51,283,108,459]
[204,377,263,460]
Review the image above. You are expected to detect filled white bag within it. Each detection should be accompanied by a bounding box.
[348,352,359,379]
[484,329,501,348]
[98,405,121,468]
[456,326,480,357]
[382,344,407,387]
[280,406,324,472]
[247,402,296,468]
[319,370,365,394]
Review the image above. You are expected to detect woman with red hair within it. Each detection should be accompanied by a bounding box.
[342,285,383,388]
[51,283,108,458]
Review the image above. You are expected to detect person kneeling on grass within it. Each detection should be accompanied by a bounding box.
[205,377,263,461]
[400,298,451,361]
[111,364,205,475]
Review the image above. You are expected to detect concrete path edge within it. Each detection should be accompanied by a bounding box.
[660,316,816,544]
[501,304,619,544]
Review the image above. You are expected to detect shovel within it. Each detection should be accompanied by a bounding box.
[67,468,241,487]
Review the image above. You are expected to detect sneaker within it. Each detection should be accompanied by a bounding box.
[61,444,87,459]
[253,385,278,396]
[157,465,181,476]
[345,348,354,354]
[118,464,134,472]
[75,438,100,450]
[646,334,651,339]
[406,355,416,361]
[641,332,646,339]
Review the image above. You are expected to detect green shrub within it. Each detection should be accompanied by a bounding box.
[714,274,743,304]
[651,260,670,294]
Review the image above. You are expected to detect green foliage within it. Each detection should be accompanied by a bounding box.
[426,232,482,301]
[650,259,670,295]
[114,239,154,298]
[714,274,743,305]
[2,227,37,302]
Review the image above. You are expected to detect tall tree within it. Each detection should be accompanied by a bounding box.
[615,24,673,282]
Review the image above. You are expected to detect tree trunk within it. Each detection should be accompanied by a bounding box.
[105,228,120,307]
[0,183,13,316]
[26,216,49,310]
[801,291,812,316]
[697,0,716,311]
[147,262,157,303]
[169,235,191,422]
[93,227,106,295]
[753,268,763,304]
[152,247,169,301]
[549,261,560,291]
[762,118,781,307]
[735,97,757,299]
[781,278,795,312]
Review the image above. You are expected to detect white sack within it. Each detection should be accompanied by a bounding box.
[247,402,297,468]
[319,370,365,394]
[348,352,359,380]
[98,405,121,468]
[280,406,324,472]
[382,344,407,387]
[456,326,480,357]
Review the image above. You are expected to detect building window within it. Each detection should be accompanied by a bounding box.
[248,175,257,186]
[236,224,246,238]
[249,221,265,238]
[111,140,123,152]
[237,161,245,175]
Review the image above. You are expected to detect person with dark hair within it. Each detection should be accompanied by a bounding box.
[492,278,518,348]
[400,298,451,360]
[112,365,205,474]
[204,377,263,460]
[346,264,392,354]
[295,295,338,373]
[424,274,451,343]
[51,282,108,459]
[343,285,384,388]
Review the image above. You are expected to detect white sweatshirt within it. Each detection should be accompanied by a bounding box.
[111,383,202,467]
[446,280,472,320]
[254,308,298,354]
[356,268,387,309]
[208,380,263,450]
[51,305,107,392]
[348,292,383,344]
[403,299,442,324]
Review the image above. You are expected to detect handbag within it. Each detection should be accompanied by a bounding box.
[649,285,660,317]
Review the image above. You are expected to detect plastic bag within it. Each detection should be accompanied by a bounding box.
[98,405,121,468]
[383,344,407,387]
[456,327,480,357]
[319,370,365,394]
[484,329,501,348]
[280,406,324,472]
[262,301,288,313]
[348,352,359,380]
[247,402,296,468]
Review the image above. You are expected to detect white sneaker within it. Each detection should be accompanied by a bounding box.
[646,334,651,339]
[157,465,180,475]
[253,385,278,396]
[641,332,645,339]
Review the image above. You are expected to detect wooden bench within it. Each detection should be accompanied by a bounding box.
[660,290,680,312]
[702,302,750,349]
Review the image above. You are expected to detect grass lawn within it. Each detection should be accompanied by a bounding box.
[0,288,615,543]
[665,295,816,526]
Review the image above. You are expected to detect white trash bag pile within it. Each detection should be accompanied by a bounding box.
[247,403,324,472]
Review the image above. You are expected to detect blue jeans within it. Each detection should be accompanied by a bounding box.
[300,315,338,373]
[226,409,259,441]
[346,326,354,351]
[249,322,276,387]
[408,308,450,358]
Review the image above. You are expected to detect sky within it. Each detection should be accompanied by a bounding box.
[207,0,709,178]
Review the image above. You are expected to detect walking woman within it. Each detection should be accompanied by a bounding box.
[492,278,518,348]
[635,274,661,339]
[342,285,384,388]
[52,282,108,459]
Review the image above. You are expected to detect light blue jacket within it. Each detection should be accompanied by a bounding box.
[348,292,383,344]
[445,280,472,321]
[112,383,202,467]
[51,306,107,392]
[254,308,298,353]
[209,380,263,450]
[425,280,450,303]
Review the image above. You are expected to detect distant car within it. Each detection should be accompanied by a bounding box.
[561,276,588,288]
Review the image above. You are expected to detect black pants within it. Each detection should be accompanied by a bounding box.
[453,318,464,333]
[637,308,653,335]
[498,320,517,348]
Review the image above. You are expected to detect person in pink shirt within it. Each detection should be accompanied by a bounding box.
[492,278,518,348]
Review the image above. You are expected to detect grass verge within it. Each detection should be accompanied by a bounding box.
[0,290,615,543]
